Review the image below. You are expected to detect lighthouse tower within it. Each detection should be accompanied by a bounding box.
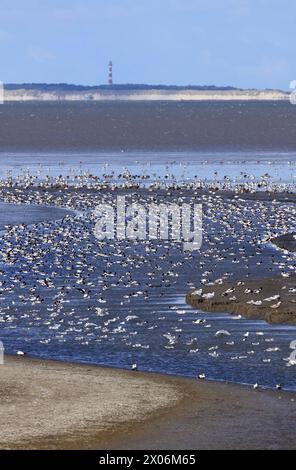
[108,61,113,85]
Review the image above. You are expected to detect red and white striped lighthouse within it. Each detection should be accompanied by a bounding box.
[108,60,113,85]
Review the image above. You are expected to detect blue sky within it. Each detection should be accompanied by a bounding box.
[0,0,294,89]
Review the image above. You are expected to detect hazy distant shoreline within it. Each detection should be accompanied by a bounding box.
[3,85,290,102]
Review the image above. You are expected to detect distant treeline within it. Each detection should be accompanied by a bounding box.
[5,83,240,91]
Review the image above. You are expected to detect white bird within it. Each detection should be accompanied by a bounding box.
[16,351,25,356]
[215,329,231,337]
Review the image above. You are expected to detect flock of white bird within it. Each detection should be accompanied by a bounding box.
[0,171,296,390]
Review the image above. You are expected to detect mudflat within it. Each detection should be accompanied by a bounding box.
[187,276,296,325]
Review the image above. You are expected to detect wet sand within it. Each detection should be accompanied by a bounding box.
[108,379,296,450]
[187,276,296,325]
[0,356,295,450]
[0,356,182,450]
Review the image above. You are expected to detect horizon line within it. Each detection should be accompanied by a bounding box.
[3,83,288,92]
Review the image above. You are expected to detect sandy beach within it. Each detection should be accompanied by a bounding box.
[4,88,289,102]
[0,356,182,450]
[0,356,295,450]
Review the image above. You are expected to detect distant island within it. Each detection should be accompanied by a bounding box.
[3,83,289,101]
